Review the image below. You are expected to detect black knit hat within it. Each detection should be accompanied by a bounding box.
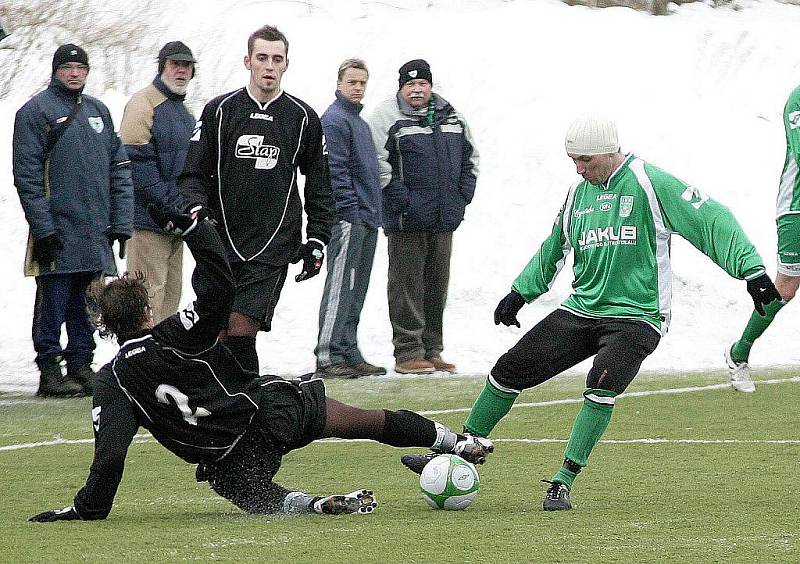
[52,44,88,74]
[398,59,432,89]
[158,41,196,74]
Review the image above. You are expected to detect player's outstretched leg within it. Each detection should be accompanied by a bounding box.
[321,398,494,473]
[312,490,377,515]
[400,433,494,474]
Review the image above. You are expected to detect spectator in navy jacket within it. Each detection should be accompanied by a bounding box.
[120,41,197,323]
[369,59,479,375]
[315,59,385,379]
[13,44,134,397]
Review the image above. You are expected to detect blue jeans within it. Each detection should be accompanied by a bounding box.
[315,221,378,367]
[32,271,98,371]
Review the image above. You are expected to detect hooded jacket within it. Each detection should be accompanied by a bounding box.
[13,78,133,276]
[369,92,479,233]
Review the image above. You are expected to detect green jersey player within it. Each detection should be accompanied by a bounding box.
[726,85,800,392]
[403,115,780,511]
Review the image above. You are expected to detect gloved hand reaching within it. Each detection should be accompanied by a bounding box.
[494,290,526,328]
[147,204,198,237]
[32,233,63,266]
[292,241,324,282]
[29,506,81,523]
[746,273,782,316]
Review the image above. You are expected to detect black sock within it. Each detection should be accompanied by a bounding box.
[224,335,259,373]
[381,409,437,447]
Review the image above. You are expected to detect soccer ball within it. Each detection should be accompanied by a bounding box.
[419,454,480,510]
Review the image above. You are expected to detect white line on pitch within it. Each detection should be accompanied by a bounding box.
[3,377,799,453]
[417,376,800,416]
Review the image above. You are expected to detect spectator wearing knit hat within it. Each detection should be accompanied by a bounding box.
[120,41,197,323]
[368,58,479,375]
[13,43,134,397]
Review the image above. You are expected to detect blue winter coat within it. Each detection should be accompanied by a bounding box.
[120,76,195,232]
[320,90,382,229]
[13,79,134,276]
[369,93,479,233]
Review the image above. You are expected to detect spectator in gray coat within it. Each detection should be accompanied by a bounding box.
[315,59,385,379]
[369,59,479,375]
[13,44,134,397]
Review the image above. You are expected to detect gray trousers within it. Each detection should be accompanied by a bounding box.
[387,231,452,362]
[315,221,378,368]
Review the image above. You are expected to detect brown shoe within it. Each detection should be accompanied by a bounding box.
[428,356,457,373]
[317,364,361,379]
[395,358,436,374]
[354,362,387,376]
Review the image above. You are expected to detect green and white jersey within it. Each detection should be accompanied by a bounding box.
[778,84,800,218]
[513,154,765,334]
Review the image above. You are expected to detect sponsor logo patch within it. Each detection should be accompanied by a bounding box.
[790,110,800,130]
[600,202,613,212]
[597,193,617,201]
[180,304,200,330]
[578,225,637,249]
[235,134,280,169]
[681,186,709,210]
[92,406,101,432]
[88,116,104,133]
[619,196,634,218]
[574,206,594,218]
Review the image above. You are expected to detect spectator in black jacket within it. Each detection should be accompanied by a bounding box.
[27,207,492,522]
[13,44,133,397]
[369,59,479,375]
[121,41,197,324]
[179,25,335,373]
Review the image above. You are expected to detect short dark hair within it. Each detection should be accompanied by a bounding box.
[88,273,151,342]
[337,58,368,81]
[247,25,289,57]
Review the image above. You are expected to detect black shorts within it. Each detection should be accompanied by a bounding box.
[197,376,327,514]
[491,308,661,395]
[230,261,288,331]
[251,375,327,454]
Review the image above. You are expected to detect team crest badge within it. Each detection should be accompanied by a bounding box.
[619,196,634,218]
[88,116,104,133]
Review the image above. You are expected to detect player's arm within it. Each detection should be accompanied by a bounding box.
[513,202,572,302]
[784,93,800,167]
[29,371,139,522]
[148,209,235,350]
[178,101,217,214]
[298,109,335,247]
[649,164,764,280]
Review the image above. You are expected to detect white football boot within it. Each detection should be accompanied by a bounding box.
[725,345,755,393]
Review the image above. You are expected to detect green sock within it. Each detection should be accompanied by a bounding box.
[551,389,617,488]
[731,300,785,362]
[463,378,519,437]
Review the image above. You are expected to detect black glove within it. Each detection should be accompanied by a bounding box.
[29,506,81,523]
[494,290,526,327]
[291,241,324,282]
[32,234,63,266]
[746,273,782,316]
[186,204,216,226]
[106,232,130,259]
[147,204,198,237]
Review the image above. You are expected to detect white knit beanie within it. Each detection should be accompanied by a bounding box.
[564,114,619,156]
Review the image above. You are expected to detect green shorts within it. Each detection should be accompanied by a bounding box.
[777,214,800,276]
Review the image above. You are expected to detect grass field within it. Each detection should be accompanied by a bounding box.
[3,368,799,563]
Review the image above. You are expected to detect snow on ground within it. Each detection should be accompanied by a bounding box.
[1,0,799,393]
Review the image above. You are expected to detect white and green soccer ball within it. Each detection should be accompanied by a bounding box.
[419,454,480,510]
